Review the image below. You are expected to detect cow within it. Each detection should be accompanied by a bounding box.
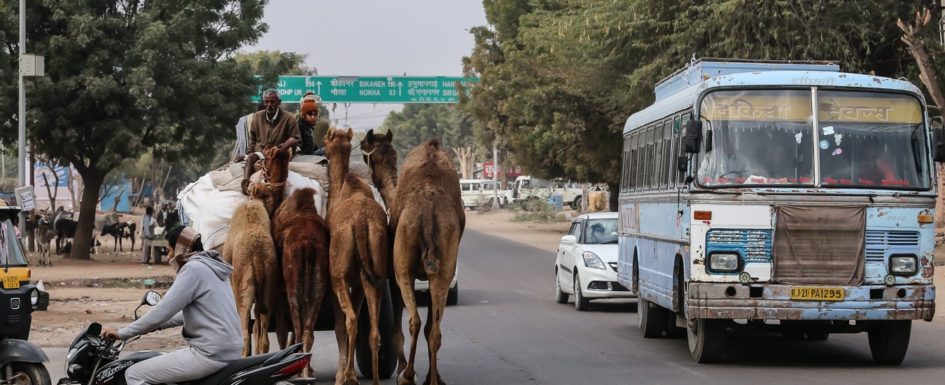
[101,221,137,252]
[35,214,54,266]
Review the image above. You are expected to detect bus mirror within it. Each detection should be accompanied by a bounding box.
[677,155,688,173]
[684,120,703,153]
[934,128,945,163]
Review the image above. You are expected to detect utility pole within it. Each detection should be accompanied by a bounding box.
[492,142,500,209]
[17,0,26,233]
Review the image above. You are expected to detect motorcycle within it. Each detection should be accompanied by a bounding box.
[56,291,311,385]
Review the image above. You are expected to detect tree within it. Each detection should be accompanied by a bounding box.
[464,0,937,209]
[0,0,268,259]
[234,49,316,93]
[380,104,479,167]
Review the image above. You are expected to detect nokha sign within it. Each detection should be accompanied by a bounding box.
[252,76,479,104]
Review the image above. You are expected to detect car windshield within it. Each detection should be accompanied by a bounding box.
[584,219,618,244]
[697,89,928,189]
[0,219,27,266]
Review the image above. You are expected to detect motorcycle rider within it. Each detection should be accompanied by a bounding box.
[102,226,242,385]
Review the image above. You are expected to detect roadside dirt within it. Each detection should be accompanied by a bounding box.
[463,208,570,253]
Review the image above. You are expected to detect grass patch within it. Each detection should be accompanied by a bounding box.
[512,199,568,223]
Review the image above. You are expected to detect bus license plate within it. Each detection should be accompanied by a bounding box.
[790,287,844,301]
[2,276,20,289]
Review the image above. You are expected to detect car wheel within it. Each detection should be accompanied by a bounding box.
[573,274,589,311]
[868,320,911,365]
[638,298,666,338]
[687,318,725,363]
[554,269,569,304]
[447,283,459,306]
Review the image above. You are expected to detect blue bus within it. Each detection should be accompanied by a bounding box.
[616,60,939,364]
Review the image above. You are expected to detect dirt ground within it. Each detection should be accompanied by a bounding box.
[26,208,945,349]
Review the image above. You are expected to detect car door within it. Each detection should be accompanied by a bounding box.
[560,220,583,290]
[558,221,578,290]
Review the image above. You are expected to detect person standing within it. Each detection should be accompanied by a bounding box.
[140,206,156,264]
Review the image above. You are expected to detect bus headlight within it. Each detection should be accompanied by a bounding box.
[709,253,739,272]
[889,255,917,276]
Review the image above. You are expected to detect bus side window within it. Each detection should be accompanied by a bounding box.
[677,112,692,185]
[661,118,673,189]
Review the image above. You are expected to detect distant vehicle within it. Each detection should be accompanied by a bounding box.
[618,59,937,364]
[506,176,583,209]
[554,212,634,311]
[459,179,499,209]
[415,265,459,306]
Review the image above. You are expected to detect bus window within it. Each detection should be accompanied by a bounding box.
[698,90,814,186]
[661,119,673,189]
[630,132,640,190]
[636,130,645,190]
[652,122,664,188]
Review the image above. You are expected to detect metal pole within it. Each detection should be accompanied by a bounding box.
[17,0,26,232]
[492,141,499,209]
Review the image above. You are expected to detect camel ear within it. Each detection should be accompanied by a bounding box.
[345,127,353,139]
[366,129,376,144]
[326,128,335,140]
[385,129,392,141]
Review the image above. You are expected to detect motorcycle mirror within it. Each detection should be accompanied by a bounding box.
[87,322,102,337]
[142,290,162,306]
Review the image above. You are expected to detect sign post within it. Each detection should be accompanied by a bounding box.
[253,76,478,104]
[14,186,35,211]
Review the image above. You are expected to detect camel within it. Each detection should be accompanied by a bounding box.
[390,139,464,385]
[325,127,390,385]
[360,129,398,209]
[253,145,291,217]
[222,199,278,356]
[272,187,330,377]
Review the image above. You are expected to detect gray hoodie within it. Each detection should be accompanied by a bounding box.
[118,251,242,361]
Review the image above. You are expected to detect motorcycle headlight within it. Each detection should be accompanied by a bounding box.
[582,251,606,270]
[890,255,917,276]
[29,288,39,306]
[709,253,740,272]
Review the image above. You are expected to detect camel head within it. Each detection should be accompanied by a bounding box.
[360,129,397,174]
[324,127,353,162]
[247,181,278,218]
[262,145,290,183]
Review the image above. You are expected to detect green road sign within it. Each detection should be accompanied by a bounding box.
[252,76,478,104]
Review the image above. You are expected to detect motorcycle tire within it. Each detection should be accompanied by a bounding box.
[11,363,51,385]
[356,280,397,380]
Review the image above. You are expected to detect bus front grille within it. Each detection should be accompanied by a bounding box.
[865,230,920,262]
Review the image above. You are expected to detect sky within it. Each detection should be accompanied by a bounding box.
[247,1,489,131]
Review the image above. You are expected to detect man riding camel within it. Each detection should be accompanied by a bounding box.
[240,89,300,193]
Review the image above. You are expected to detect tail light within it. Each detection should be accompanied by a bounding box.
[271,354,311,378]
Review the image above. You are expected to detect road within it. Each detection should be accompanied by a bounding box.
[46,229,945,384]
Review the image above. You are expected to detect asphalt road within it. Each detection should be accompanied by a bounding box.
[46,229,945,384]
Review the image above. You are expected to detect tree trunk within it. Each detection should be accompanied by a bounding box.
[69,171,103,260]
[607,182,619,212]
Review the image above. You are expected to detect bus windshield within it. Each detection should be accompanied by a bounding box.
[697,89,928,189]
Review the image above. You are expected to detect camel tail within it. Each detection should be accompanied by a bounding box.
[419,202,440,275]
[354,224,382,287]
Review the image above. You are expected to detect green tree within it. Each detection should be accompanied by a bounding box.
[0,0,268,259]
[235,49,316,92]
[380,104,478,167]
[464,0,938,209]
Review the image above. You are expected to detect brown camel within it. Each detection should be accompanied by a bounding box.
[222,199,278,356]
[325,127,390,385]
[360,129,397,209]
[253,145,291,217]
[390,139,464,385]
[272,188,330,377]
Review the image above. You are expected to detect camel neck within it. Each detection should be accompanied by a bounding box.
[372,168,397,209]
[328,151,351,197]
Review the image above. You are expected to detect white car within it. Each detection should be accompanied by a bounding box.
[415,265,459,306]
[554,212,634,310]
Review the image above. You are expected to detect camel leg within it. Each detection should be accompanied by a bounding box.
[333,278,362,385]
[362,276,383,385]
[390,279,408,373]
[235,272,255,357]
[395,270,420,385]
[423,274,451,385]
[329,291,349,385]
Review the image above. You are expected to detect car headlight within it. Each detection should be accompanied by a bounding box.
[890,255,917,276]
[582,251,606,270]
[709,253,739,272]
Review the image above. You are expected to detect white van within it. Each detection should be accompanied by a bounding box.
[460,179,500,209]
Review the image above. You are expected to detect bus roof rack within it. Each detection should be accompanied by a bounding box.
[654,58,840,101]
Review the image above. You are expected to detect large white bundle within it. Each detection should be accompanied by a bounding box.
[178,167,381,251]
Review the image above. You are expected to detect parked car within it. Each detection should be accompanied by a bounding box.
[460,179,499,210]
[506,176,583,209]
[554,212,634,310]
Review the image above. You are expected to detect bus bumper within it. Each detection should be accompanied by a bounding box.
[686,283,935,321]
